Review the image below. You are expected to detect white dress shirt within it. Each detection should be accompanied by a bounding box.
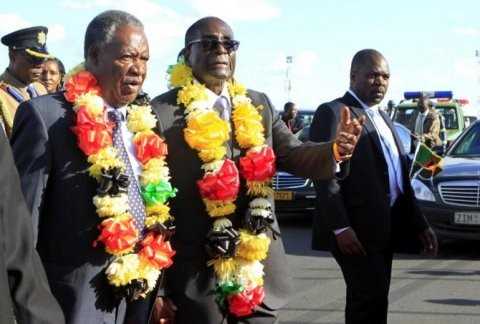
[198,79,231,119]
[105,104,142,188]
[414,110,428,135]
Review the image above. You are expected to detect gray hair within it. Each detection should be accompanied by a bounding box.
[84,10,143,59]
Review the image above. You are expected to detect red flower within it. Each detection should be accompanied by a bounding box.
[64,70,101,103]
[139,233,176,269]
[228,286,265,317]
[197,159,240,201]
[133,132,168,165]
[239,147,276,181]
[94,217,138,255]
[72,107,113,156]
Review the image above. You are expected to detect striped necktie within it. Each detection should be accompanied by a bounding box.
[108,109,146,231]
[214,95,230,120]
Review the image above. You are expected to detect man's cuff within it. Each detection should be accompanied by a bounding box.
[333,226,350,235]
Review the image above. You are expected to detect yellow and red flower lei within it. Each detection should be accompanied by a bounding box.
[65,63,176,300]
[169,60,276,316]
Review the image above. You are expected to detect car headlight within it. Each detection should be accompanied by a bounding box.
[411,179,435,202]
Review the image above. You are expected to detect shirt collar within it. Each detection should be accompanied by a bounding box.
[194,78,231,107]
[348,89,379,112]
[105,102,127,120]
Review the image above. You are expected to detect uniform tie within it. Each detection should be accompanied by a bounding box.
[108,109,146,231]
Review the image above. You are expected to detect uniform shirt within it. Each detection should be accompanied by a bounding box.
[0,69,47,137]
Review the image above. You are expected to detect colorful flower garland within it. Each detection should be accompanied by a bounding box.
[65,63,177,300]
[168,60,277,316]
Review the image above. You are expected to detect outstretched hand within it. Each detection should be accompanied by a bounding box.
[335,106,365,160]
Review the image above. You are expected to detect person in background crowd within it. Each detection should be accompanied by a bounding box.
[309,49,437,324]
[281,101,304,134]
[412,93,442,149]
[0,26,49,137]
[0,120,64,324]
[41,57,65,93]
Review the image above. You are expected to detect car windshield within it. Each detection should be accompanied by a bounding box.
[449,123,480,157]
[435,106,459,129]
[393,107,416,128]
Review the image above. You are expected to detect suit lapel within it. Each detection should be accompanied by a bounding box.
[341,92,385,161]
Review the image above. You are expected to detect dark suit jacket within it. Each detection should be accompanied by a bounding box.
[0,129,64,324]
[309,92,428,253]
[10,93,127,324]
[151,88,338,311]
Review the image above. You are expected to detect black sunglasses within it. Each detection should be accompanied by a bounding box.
[187,38,240,53]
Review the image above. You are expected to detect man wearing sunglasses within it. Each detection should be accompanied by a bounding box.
[0,26,49,137]
[151,17,364,324]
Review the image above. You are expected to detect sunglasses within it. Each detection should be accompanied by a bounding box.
[187,38,240,53]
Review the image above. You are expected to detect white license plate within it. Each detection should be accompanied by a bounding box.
[454,212,480,225]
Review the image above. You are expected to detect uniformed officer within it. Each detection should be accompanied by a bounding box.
[0,26,50,137]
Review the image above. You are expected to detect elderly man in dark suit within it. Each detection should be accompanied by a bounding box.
[0,125,64,324]
[151,17,364,324]
[309,49,438,324]
[10,10,158,324]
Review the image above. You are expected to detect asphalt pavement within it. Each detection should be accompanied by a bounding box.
[278,215,480,324]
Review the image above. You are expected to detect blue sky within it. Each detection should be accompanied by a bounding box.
[1,0,479,111]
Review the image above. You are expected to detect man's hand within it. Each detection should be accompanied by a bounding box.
[150,297,176,324]
[335,228,366,256]
[335,106,365,160]
[418,227,438,256]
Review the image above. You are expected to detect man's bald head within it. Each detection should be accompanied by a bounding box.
[350,49,385,76]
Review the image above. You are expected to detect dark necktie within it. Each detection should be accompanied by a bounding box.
[108,109,146,231]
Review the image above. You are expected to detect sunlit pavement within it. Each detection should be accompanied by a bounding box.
[278,215,480,324]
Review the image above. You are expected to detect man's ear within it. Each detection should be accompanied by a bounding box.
[184,47,192,67]
[86,45,100,69]
[8,49,16,64]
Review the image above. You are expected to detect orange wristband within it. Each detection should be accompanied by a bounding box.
[333,142,342,162]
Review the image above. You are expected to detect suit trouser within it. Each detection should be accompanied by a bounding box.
[331,246,393,324]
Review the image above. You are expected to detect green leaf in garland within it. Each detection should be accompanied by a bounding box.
[214,281,244,307]
[141,180,177,206]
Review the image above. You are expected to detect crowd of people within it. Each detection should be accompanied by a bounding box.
[0,9,441,324]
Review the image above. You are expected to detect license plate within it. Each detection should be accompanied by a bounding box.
[274,191,293,201]
[454,212,480,225]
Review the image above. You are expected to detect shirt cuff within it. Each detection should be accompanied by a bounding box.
[333,226,350,235]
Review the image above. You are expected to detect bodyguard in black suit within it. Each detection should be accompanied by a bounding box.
[10,10,155,324]
[309,49,438,324]
[0,127,64,324]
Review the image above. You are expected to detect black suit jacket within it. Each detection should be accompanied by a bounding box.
[151,88,339,311]
[10,93,128,324]
[0,128,64,324]
[309,92,428,253]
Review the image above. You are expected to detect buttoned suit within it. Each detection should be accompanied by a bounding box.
[151,88,339,324]
[309,92,429,324]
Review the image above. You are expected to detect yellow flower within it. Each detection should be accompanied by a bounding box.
[184,111,230,153]
[236,231,270,261]
[198,147,227,163]
[204,199,236,218]
[232,102,265,148]
[106,254,140,287]
[88,147,124,180]
[246,181,274,197]
[138,262,161,295]
[73,92,104,115]
[140,158,169,186]
[228,80,247,97]
[235,259,264,287]
[177,83,208,107]
[145,203,173,227]
[169,63,193,88]
[212,258,237,283]
[93,194,129,218]
[127,105,157,133]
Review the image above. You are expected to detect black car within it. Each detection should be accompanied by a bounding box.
[274,110,316,215]
[411,120,480,241]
